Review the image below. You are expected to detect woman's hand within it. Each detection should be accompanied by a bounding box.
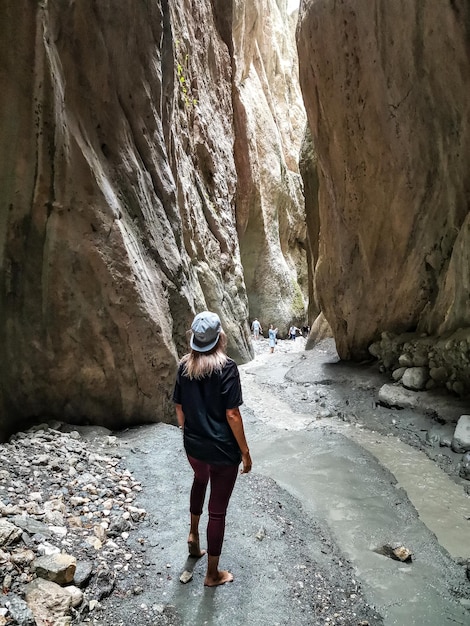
[226,407,252,474]
[241,450,252,474]
[175,403,185,429]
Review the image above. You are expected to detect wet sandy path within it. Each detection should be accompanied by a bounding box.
[240,339,470,625]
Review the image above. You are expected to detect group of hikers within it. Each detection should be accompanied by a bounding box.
[250,318,309,353]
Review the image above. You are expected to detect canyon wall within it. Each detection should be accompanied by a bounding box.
[297,0,470,392]
[233,0,308,333]
[0,0,306,436]
[0,0,250,435]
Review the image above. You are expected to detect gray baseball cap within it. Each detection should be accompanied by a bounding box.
[190,311,222,352]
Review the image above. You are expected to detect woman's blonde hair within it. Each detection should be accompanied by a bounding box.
[181,330,228,380]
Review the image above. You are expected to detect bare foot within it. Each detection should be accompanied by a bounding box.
[204,570,234,587]
[187,533,206,558]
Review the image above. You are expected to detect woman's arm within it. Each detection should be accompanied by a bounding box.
[175,403,185,429]
[226,407,252,474]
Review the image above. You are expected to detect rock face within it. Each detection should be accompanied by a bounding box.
[0,0,242,434]
[232,0,308,333]
[0,0,307,435]
[299,128,319,323]
[297,1,470,367]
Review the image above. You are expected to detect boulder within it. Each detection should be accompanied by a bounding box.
[459,452,470,481]
[451,415,470,454]
[306,312,333,350]
[401,367,429,391]
[32,553,76,586]
[391,368,406,382]
[24,578,72,626]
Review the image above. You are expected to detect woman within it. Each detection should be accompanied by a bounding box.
[268,324,278,353]
[173,311,252,587]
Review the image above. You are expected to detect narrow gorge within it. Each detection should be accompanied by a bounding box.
[0,3,469,625]
[1,0,469,437]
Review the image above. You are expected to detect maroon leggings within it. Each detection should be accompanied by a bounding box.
[187,455,239,557]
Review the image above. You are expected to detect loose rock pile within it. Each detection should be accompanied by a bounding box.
[369,331,470,484]
[0,423,146,625]
[369,328,470,397]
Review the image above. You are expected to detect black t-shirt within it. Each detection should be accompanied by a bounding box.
[172,358,243,465]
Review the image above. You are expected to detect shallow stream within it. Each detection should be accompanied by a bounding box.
[240,340,470,625]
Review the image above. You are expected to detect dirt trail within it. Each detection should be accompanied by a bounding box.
[98,337,469,626]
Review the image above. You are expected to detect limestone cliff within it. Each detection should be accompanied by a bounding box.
[0,0,307,436]
[297,0,470,392]
[233,0,308,333]
[0,0,253,435]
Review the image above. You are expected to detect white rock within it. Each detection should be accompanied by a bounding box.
[85,536,102,550]
[64,585,83,608]
[451,415,470,453]
[0,549,10,564]
[70,496,89,506]
[398,354,414,367]
[401,367,429,391]
[37,542,61,556]
[49,526,67,537]
[179,570,193,583]
[10,549,35,565]
[93,525,107,541]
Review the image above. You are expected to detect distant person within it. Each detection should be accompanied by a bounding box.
[301,325,310,338]
[251,318,262,340]
[173,311,252,587]
[268,324,278,353]
[289,325,300,340]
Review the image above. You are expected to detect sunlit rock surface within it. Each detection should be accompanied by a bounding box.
[0,0,256,434]
[297,0,470,369]
[233,0,307,331]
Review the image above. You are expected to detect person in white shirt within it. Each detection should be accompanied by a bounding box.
[251,318,262,340]
[289,325,300,340]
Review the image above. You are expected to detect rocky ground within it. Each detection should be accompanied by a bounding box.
[0,337,468,625]
[0,424,148,625]
[0,422,383,626]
